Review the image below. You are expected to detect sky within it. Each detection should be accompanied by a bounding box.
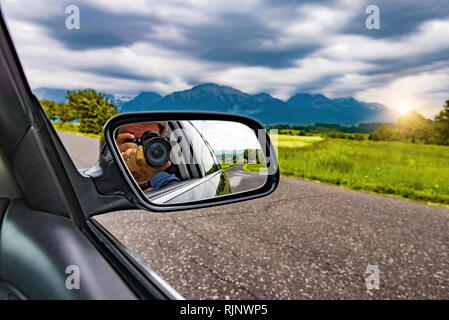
[1,0,449,117]
[191,120,263,151]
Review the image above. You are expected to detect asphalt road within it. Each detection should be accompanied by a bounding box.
[58,131,449,299]
[225,163,267,193]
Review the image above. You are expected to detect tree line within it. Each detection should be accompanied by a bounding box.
[40,89,119,134]
[369,100,449,145]
[268,122,395,134]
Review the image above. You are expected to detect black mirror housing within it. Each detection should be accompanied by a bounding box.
[82,111,279,215]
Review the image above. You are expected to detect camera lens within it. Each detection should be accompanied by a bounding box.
[149,142,165,159]
[143,137,171,167]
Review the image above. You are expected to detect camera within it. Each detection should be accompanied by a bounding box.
[126,131,172,167]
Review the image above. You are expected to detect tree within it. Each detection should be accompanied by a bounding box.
[40,100,76,126]
[255,149,262,164]
[232,150,237,164]
[67,89,119,134]
[40,100,58,121]
[435,99,449,145]
[369,125,396,141]
[396,110,437,144]
[243,149,259,163]
[56,102,76,125]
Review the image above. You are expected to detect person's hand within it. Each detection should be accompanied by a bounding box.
[121,145,171,185]
[116,132,138,152]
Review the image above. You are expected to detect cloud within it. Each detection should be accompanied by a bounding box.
[1,0,448,115]
[342,0,449,39]
[356,67,449,117]
[3,1,165,50]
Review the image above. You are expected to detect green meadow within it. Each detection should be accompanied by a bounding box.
[54,123,101,139]
[242,163,267,173]
[276,135,449,205]
[276,134,324,148]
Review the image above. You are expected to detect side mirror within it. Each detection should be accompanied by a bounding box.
[84,112,279,213]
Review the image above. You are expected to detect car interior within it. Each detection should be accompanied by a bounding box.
[0,6,278,299]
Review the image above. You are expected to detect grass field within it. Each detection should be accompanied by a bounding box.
[275,134,324,148]
[220,162,238,171]
[277,135,449,205]
[242,163,267,173]
[54,123,101,139]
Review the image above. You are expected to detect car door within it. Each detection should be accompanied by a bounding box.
[0,10,180,300]
[147,120,231,205]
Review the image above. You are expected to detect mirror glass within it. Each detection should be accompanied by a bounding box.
[114,120,269,205]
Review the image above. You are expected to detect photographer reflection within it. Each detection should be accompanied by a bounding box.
[116,122,179,192]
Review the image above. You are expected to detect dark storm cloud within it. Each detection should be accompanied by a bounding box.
[262,0,335,7]
[199,45,317,68]
[19,1,323,67]
[20,0,448,70]
[292,74,341,94]
[344,0,449,39]
[159,12,321,68]
[306,50,449,98]
[363,50,449,77]
[34,4,163,50]
[81,66,165,82]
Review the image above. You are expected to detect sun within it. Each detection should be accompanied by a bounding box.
[398,104,412,115]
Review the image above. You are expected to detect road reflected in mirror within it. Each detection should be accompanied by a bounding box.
[114,120,268,205]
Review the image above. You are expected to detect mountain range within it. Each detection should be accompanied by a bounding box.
[32,83,398,126]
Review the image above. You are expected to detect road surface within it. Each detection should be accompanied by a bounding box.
[58,131,449,299]
[225,162,267,194]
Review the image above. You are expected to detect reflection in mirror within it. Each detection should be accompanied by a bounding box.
[114,120,268,205]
